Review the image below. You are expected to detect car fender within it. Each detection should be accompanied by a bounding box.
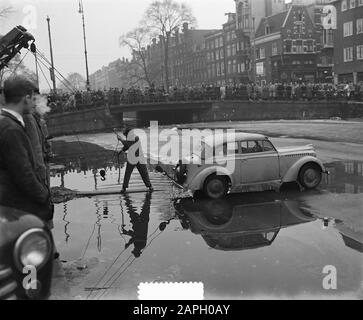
[282,156,325,183]
[189,166,235,191]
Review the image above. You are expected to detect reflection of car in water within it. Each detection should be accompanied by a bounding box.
[0,206,54,300]
[174,193,316,251]
[334,221,363,253]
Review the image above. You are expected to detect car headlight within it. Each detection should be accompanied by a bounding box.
[13,229,52,271]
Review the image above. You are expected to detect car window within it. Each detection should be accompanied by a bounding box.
[234,142,240,154]
[245,141,264,153]
[241,141,248,153]
[219,142,240,156]
[263,140,275,152]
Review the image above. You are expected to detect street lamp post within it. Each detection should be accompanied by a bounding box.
[46,16,57,94]
[78,0,90,91]
[251,17,256,83]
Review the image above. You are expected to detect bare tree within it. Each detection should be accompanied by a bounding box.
[0,6,14,19]
[119,27,154,87]
[143,0,196,91]
[0,54,37,87]
[59,72,86,92]
[0,6,17,86]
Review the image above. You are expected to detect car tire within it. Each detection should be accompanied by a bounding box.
[203,175,229,199]
[298,163,322,190]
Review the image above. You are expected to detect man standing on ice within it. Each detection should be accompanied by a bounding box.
[117,128,153,193]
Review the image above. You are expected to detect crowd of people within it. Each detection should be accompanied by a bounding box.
[48,81,363,113]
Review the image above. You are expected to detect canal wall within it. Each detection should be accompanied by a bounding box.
[47,100,363,136]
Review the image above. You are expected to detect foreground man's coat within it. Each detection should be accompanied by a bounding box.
[0,110,51,221]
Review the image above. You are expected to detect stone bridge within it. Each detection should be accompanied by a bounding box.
[46,100,363,137]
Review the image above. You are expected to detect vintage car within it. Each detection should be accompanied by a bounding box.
[174,132,328,199]
[174,192,316,251]
[0,205,54,300]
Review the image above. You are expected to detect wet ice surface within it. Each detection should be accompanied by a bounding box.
[50,140,363,300]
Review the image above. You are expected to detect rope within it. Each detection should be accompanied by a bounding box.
[96,257,137,300]
[10,50,29,75]
[35,55,75,93]
[36,59,52,91]
[95,230,164,300]
[36,49,76,90]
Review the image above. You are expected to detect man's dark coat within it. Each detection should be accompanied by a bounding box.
[0,109,51,221]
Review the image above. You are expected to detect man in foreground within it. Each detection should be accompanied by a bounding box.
[0,76,52,223]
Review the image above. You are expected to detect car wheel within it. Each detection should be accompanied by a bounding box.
[298,163,322,189]
[203,175,229,199]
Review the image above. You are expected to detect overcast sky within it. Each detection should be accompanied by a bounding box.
[1,0,289,90]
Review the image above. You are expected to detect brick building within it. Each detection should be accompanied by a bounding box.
[169,23,215,87]
[146,37,164,87]
[253,2,332,83]
[205,30,225,85]
[332,0,363,83]
[90,58,133,90]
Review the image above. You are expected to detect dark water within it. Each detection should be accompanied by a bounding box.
[50,141,363,299]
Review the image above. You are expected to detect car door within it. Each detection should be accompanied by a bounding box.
[240,140,280,184]
[215,141,243,189]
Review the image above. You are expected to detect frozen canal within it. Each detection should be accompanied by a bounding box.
[50,130,363,300]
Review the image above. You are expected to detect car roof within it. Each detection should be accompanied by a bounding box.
[204,132,268,146]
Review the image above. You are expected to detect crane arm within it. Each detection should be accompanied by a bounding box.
[0,25,35,71]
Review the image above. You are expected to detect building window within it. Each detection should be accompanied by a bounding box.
[343,21,353,37]
[220,48,224,59]
[295,40,303,53]
[260,48,266,59]
[341,0,348,11]
[233,60,237,73]
[227,60,232,74]
[344,47,354,62]
[350,0,356,8]
[359,0,363,6]
[240,63,245,72]
[357,45,363,60]
[221,62,225,75]
[285,40,292,53]
[305,40,314,52]
[232,43,236,56]
[357,18,363,34]
[272,42,278,55]
[227,45,231,57]
[256,62,265,76]
[295,24,303,33]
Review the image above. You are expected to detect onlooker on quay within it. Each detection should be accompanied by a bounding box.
[46,80,363,114]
